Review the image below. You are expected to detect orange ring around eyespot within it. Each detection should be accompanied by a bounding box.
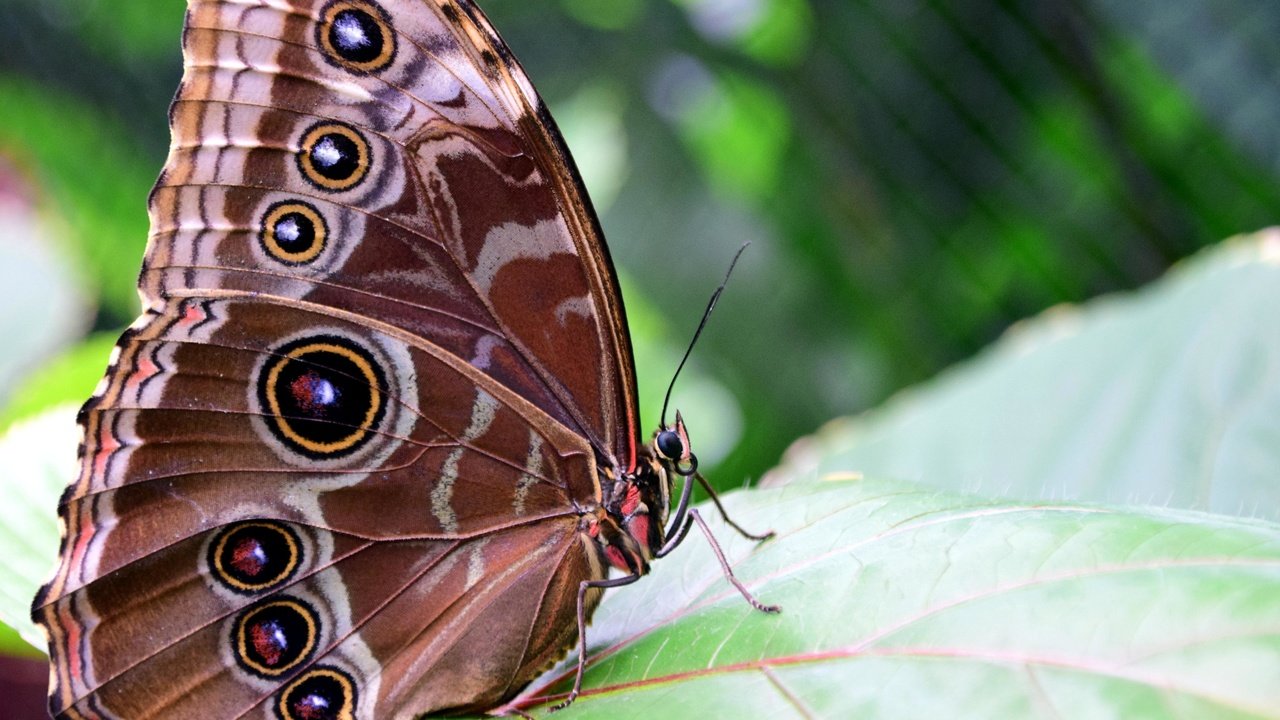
[261,202,327,265]
[210,521,301,593]
[297,122,371,192]
[264,341,383,456]
[278,667,357,720]
[233,599,318,677]
[318,0,396,75]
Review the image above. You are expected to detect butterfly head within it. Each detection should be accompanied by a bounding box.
[653,410,698,477]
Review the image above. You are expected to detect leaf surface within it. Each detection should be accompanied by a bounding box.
[520,477,1280,719]
[765,233,1280,521]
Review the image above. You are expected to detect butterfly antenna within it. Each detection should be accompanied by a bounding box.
[660,242,750,429]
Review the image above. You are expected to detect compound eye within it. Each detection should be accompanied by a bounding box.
[656,430,684,461]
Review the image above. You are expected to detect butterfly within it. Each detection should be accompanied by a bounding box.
[31,0,777,717]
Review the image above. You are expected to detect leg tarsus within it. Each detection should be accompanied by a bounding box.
[691,509,781,614]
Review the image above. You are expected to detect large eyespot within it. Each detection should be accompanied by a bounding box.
[277,667,357,720]
[261,201,328,265]
[317,0,395,75]
[258,335,387,459]
[233,598,319,678]
[209,521,302,594]
[297,122,371,192]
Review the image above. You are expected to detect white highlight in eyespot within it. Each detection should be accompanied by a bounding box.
[276,217,301,243]
[334,15,371,50]
[312,138,344,168]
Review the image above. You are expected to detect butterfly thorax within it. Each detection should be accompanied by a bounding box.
[581,449,668,576]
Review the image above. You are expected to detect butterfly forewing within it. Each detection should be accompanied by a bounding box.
[150,0,637,462]
[34,0,639,717]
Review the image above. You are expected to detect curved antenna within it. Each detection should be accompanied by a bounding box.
[659,242,750,429]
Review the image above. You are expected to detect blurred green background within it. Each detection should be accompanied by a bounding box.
[4,0,1279,489]
[1,0,1278,712]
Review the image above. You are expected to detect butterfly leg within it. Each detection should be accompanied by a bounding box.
[693,473,776,542]
[690,508,781,613]
[657,509,780,614]
[661,466,774,549]
[550,573,643,712]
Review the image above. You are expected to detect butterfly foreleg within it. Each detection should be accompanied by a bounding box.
[687,508,781,614]
[693,472,776,542]
[655,471,778,612]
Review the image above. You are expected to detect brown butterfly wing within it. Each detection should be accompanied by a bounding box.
[152,0,637,465]
[34,0,631,717]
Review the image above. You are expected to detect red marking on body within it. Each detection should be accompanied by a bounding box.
[626,515,651,550]
[251,621,285,666]
[604,545,629,572]
[620,484,641,517]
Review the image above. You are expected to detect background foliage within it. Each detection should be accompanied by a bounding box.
[1,0,1277,715]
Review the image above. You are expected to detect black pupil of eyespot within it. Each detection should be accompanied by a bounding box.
[330,9,383,63]
[275,351,374,442]
[288,675,346,720]
[309,134,360,180]
[222,527,291,585]
[657,431,683,460]
[245,605,310,668]
[274,213,315,252]
[240,597,312,671]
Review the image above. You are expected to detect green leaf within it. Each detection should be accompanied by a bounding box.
[0,76,153,321]
[517,477,1280,718]
[672,69,791,202]
[0,405,78,653]
[13,0,185,66]
[0,159,90,410]
[0,332,117,432]
[764,232,1280,521]
[0,615,41,659]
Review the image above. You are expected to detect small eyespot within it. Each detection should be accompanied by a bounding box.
[297,122,371,192]
[317,1,396,75]
[209,521,303,594]
[656,430,683,461]
[258,335,387,459]
[261,201,327,265]
[233,598,319,678]
[277,667,357,720]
